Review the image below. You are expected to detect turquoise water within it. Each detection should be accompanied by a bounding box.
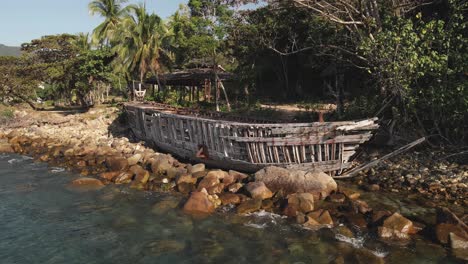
[0,154,462,264]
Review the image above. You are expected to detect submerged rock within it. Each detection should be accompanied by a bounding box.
[183,191,215,215]
[69,177,104,191]
[105,156,128,172]
[285,193,315,216]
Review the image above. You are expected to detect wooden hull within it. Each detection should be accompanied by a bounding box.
[124,103,379,173]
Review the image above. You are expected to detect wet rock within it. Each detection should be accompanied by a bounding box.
[0,143,14,153]
[105,156,128,172]
[146,240,185,256]
[176,173,197,185]
[346,213,368,229]
[371,210,392,225]
[237,199,262,214]
[435,223,468,244]
[228,170,249,182]
[365,184,380,192]
[329,193,346,203]
[219,193,241,205]
[99,171,120,181]
[114,172,134,184]
[177,182,196,194]
[207,183,225,195]
[166,167,187,179]
[151,154,175,175]
[450,232,468,249]
[227,183,243,193]
[192,170,208,179]
[246,181,273,200]
[206,170,228,180]
[189,163,205,174]
[335,225,355,239]
[378,213,414,240]
[255,166,337,199]
[340,187,361,200]
[127,153,142,166]
[69,177,104,191]
[352,200,372,214]
[198,173,220,191]
[129,165,150,184]
[286,193,315,215]
[151,198,180,214]
[306,209,333,227]
[353,248,385,264]
[183,191,215,215]
[221,173,235,187]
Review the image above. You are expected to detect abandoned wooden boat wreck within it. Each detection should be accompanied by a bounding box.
[124,102,379,174]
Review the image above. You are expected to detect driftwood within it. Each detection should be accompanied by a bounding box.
[333,137,426,179]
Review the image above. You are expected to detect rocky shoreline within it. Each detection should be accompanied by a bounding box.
[0,106,467,262]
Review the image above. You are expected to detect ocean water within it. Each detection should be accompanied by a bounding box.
[0,153,462,264]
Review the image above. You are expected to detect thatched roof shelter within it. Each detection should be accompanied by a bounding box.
[147,67,235,86]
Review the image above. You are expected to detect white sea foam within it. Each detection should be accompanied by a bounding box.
[8,155,33,164]
[244,222,268,229]
[50,167,65,173]
[335,234,365,248]
[370,248,389,258]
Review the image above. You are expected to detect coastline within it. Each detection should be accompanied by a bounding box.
[0,106,467,261]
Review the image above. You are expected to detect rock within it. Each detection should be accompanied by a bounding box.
[371,210,392,225]
[303,217,321,229]
[146,240,185,256]
[207,183,225,195]
[237,199,262,214]
[99,171,120,181]
[177,182,196,194]
[189,163,205,174]
[245,182,273,200]
[228,170,249,182]
[346,213,368,229]
[286,193,315,214]
[335,226,355,239]
[105,156,128,172]
[340,187,361,200]
[329,193,346,203]
[219,193,241,205]
[69,177,104,191]
[176,173,197,185]
[306,209,333,227]
[183,191,215,215]
[192,170,208,179]
[151,154,175,175]
[450,233,468,260]
[255,166,337,199]
[114,172,134,184]
[151,199,180,214]
[198,174,220,191]
[353,248,385,264]
[378,213,414,240]
[365,184,380,191]
[166,167,187,179]
[352,200,372,214]
[227,183,243,193]
[127,153,142,166]
[129,165,150,184]
[435,223,468,244]
[221,173,235,187]
[0,143,14,153]
[206,170,228,180]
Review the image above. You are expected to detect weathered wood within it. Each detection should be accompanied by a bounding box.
[124,103,379,173]
[335,137,426,179]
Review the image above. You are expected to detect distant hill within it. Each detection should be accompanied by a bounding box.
[0,44,21,57]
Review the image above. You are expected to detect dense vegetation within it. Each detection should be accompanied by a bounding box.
[0,0,466,145]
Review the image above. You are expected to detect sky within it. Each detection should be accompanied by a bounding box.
[0,0,188,46]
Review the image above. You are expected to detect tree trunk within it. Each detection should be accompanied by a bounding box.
[9,89,41,110]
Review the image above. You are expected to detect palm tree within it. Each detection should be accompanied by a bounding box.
[113,3,168,87]
[89,0,128,44]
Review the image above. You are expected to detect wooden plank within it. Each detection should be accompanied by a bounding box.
[222,133,372,145]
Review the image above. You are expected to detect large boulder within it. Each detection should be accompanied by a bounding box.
[245,182,273,200]
[183,191,215,215]
[378,213,414,240]
[255,166,337,199]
